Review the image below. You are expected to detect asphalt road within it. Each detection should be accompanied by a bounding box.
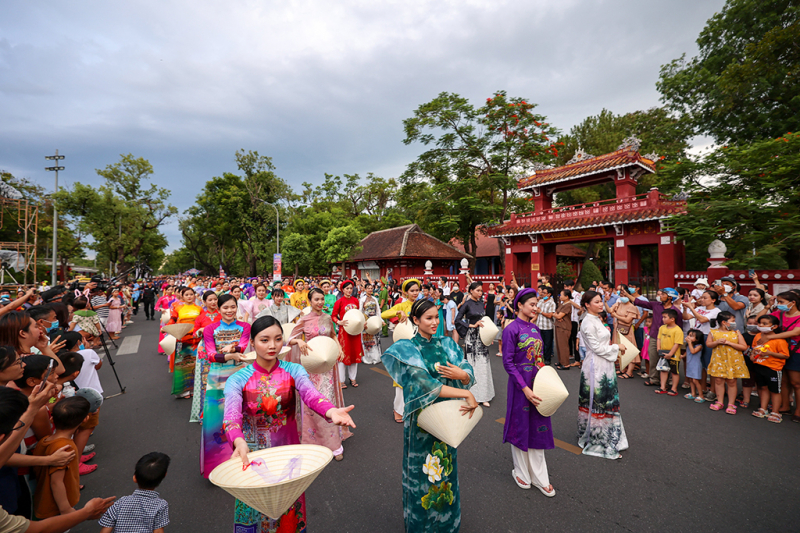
[71,318,799,533]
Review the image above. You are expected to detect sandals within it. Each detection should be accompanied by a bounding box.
[512,469,531,490]
[620,373,633,379]
[709,402,724,411]
[684,393,695,400]
[393,411,403,424]
[341,384,348,389]
[694,396,706,403]
[643,381,658,387]
[350,380,359,388]
[667,390,678,396]
[725,404,737,415]
[767,412,782,423]
[752,408,768,418]
[655,389,668,395]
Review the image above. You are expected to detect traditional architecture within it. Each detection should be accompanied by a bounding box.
[342,224,470,281]
[487,138,687,288]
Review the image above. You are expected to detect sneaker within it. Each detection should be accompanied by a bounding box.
[80,452,96,463]
[82,444,95,453]
[79,463,98,475]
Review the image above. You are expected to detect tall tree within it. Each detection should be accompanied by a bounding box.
[400,91,559,269]
[657,0,799,144]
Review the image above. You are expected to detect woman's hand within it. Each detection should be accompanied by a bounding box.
[296,339,309,355]
[438,362,468,382]
[522,386,543,407]
[618,345,626,354]
[224,352,244,363]
[48,335,67,354]
[195,327,205,338]
[459,391,479,419]
[28,381,57,411]
[756,332,772,346]
[221,344,237,354]
[339,319,349,328]
[231,438,250,468]
[326,405,356,428]
[398,311,408,323]
[48,445,77,467]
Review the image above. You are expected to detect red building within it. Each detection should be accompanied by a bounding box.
[342,224,470,282]
[487,139,687,288]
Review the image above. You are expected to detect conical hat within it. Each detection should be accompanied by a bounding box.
[342,309,365,336]
[160,310,171,324]
[159,334,176,356]
[210,444,333,520]
[162,323,194,339]
[532,366,569,417]
[301,306,311,316]
[479,317,499,346]
[365,316,383,335]
[416,400,483,448]
[240,351,257,363]
[282,323,296,343]
[287,307,301,323]
[302,336,339,374]
[393,320,415,343]
[618,334,639,370]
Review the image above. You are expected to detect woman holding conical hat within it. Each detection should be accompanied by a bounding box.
[577,290,629,460]
[332,279,363,388]
[201,294,252,477]
[189,290,220,424]
[360,281,383,364]
[287,288,351,460]
[289,279,310,311]
[166,286,202,398]
[501,288,556,496]
[154,286,177,355]
[454,282,495,407]
[224,315,357,532]
[382,299,476,533]
[382,279,422,422]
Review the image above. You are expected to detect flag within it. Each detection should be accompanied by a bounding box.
[219,264,226,279]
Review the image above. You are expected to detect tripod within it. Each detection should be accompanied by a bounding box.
[87,295,126,399]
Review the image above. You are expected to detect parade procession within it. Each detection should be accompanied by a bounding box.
[0,0,798,532]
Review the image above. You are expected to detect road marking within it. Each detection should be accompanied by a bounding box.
[116,335,141,355]
[371,367,391,378]
[495,417,581,455]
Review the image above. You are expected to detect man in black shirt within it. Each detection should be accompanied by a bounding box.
[141,281,157,320]
[450,282,464,308]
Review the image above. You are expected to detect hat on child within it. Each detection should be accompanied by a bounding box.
[694,278,709,287]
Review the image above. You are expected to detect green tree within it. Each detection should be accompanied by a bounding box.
[657,0,799,144]
[280,233,311,277]
[660,132,800,269]
[321,225,363,272]
[401,91,560,269]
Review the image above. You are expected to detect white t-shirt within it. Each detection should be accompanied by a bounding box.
[442,283,451,297]
[694,307,720,336]
[445,300,457,331]
[75,348,103,394]
[570,290,581,322]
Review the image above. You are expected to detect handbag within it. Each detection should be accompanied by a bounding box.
[616,324,631,336]
[655,356,670,372]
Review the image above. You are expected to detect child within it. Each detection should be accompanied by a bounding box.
[32,396,91,519]
[71,297,102,348]
[640,315,653,378]
[99,452,170,533]
[750,315,789,423]
[706,311,750,414]
[684,329,706,402]
[656,308,684,396]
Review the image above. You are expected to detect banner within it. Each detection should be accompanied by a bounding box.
[273,253,282,282]
[539,227,607,242]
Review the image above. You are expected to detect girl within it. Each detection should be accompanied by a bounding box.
[554,290,573,371]
[201,294,251,477]
[756,291,800,423]
[0,311,64,375]
[105,289,123,340]
[245,283,271,322]
[746,288,768,320]
[502,288,556,496]
[706,311,749,414]
[360,282,382,365]
[455,282,494,407]
[577,291,628,460]
[288,288,351,460]
[332,280,363,388]
[684,329,705,402]
[640,314,653,378]
[224,316,356,532]
[750,315,788,423]
[381,299,476,532]
[167,287,202,398]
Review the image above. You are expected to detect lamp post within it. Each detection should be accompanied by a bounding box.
[45,150,65,285]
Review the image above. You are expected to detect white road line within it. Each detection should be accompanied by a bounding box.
[115,335,141,355]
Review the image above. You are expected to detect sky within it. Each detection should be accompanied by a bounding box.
[0,0,726,253]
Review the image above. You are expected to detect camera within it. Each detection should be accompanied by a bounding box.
[69,275,109,293]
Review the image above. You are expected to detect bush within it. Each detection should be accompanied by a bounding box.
[578,260,603,292]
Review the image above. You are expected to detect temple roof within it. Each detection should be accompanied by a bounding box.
[518,146,656,190]
[349,224,470,261]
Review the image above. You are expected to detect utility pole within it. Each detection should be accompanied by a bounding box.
[45,150,65,286]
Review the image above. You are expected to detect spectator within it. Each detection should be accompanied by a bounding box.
[563,280,581,366]
[685,290,721,398]
[706,311,749,414]
[757,291,800,423]
[745,288,768,321]
[98,452,170,533]
[628,287,684,387]
[684,329,706,402]
[714,277,748,332]
[691,278,708,300]
[750,315,788,423]
[655,308,683,396]
[535,286,555,365]
[89,288,111,327]
[554,290,573,370]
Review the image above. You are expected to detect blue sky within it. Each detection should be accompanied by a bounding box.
[0,0,725,252]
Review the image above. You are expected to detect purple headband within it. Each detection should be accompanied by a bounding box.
[513,287,538,311]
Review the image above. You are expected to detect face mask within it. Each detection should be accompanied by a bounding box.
[756,326,773,333]
[79,344,85,350]
[724,285,733,294]
[619,297,630,304]
[541,296,549,300]
[776,304,791,312]
[616,290,620,296]
[46,320,59,332]
[746,325,759,332]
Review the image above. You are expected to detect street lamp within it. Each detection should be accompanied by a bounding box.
[45,150,65,286]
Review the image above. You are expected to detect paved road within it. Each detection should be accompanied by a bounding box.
[71,318,799,532]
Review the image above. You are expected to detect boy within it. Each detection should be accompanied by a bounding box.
[32,396,91,519]
[55,351,98,474]
[99,452,170,533]
[750,315,789,423]
[656,308,684,396]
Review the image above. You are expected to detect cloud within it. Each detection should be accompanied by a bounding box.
[0,0,726,250]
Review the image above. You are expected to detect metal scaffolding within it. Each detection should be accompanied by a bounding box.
[0,197,39,286]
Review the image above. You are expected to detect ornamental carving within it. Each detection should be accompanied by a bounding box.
[566,146,595,165]
[618,135,642,152]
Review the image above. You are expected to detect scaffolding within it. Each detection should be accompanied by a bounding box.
[0,197,39,286]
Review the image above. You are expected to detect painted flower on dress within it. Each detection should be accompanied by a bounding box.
[430,442,453,477]
[422,454,443,483]
[421,481,455,511]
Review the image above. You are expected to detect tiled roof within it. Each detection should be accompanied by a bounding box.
[350,224,470,261]
[519,147,656,189]
[487,205,682,237]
